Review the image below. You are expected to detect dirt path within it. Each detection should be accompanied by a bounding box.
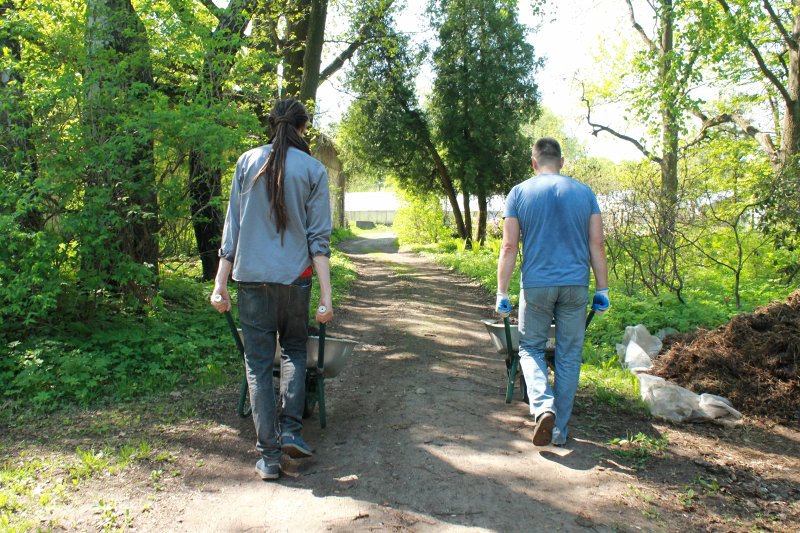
[14,233,799,532]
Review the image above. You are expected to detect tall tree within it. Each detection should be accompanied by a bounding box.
[693,0,800,256]
[83,0,159,295]
[187,0,256,280]
[582,0,714,297]
[430,0,540,245]
[339,18,469,241]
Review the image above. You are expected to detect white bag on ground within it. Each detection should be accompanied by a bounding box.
[622,324,663,357]
[699,393,742,420]
[637,374,742,424]
[624,340,653,371]
[637,373,705,423]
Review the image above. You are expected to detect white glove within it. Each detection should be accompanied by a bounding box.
[495,293,512,317]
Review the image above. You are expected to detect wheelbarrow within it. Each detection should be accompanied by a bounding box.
[219,308,357,429]
[482,310,595,404]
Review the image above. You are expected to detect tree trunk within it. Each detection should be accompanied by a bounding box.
[188,0,253,280]
[84,0,159,288]
[282,0,311,97]
[299,0,328,104]
[189,152,224,280]
[0,0,41,231]
[431,148,468,241]
[462,190,473,247]
[658,0,679,211]
[780,5,800,168]
[335,169,346,228]
[476,190,488,246]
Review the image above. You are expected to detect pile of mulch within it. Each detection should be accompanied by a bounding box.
[652,289,800,424]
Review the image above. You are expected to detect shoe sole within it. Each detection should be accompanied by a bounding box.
[532,413,555,446]
[255,466,279,480]
[281,443,313,459]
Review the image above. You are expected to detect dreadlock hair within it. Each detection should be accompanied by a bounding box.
[255,98,311,237]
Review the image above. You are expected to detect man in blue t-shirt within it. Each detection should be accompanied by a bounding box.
[496,137,609,447]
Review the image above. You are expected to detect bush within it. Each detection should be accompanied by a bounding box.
[393,188,451,245]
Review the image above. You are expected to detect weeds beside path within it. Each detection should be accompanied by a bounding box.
[2,231,798,532]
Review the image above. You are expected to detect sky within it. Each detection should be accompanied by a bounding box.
[315,0,647,162]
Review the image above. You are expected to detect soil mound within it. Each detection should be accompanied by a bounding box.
[652,290,800,424]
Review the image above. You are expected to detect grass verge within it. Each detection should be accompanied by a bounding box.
[1,234,359,530]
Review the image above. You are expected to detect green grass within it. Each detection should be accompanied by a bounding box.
[0,433,176,531]
[608,432,669,469]
[1,243,358,418]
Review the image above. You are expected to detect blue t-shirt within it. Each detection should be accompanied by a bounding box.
[504,174,600,288]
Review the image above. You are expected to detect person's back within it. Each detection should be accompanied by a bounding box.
[506,174,598,288]
[230,144,330,284]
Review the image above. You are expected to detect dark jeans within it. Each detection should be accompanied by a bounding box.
[238,281,311,462]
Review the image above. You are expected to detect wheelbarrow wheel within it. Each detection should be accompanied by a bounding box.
[303,371,318,419]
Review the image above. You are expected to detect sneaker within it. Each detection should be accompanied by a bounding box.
[255,458,280,480]
[281,434,314,458]
[532,411,555,446]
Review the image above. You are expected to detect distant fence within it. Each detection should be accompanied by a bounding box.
[345,210,395,225]
[345,192,400,226]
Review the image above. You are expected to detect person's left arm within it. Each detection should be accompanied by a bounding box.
[306,164,333,323]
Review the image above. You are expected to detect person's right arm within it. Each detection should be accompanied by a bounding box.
[210,156,244,313]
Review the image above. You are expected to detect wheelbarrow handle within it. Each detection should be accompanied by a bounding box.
[218,309,251,418]
[223,310,245,356]
[317,321,326,369]
[585,309,595,330]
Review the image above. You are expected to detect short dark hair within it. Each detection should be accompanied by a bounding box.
[532,137,562,168]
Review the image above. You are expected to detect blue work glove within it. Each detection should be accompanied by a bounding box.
[495,292,512,317]
[592,288,610,314]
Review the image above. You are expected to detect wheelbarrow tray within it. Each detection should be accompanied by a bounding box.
[297,335,358,378]
[237,329,358,378]
[481,319,555,353]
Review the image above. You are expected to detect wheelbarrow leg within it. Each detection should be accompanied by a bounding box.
[503,316,518,403]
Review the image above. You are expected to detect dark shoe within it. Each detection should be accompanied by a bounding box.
[532,411,555,446]
[281,434,314,458]
[255,458,280,480]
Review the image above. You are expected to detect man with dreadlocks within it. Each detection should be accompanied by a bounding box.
[210,98,333,481]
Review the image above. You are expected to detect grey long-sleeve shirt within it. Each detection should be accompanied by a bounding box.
[219,145,331,284]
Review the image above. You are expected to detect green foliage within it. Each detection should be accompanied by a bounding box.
[337,14,438,195]
[608,431,669,469]
[0,246,358,414]
[393,186,451,245]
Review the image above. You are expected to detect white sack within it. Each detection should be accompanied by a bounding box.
[624,340,653,371]
[699,393,742,420]
[622,324,663,357]
[656,327,679,340]
[637,373,705,423]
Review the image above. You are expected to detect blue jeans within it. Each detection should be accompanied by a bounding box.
[518,286,588,445]
[238,281,311,462]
